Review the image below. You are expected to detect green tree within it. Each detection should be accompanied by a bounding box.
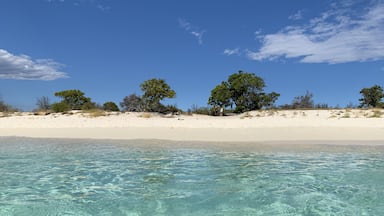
[54,89,93,110]
[208,71,280,113]
[102,101,120,112]
[140,79,176,112]
[359,85,384,108]
[208,81,232,112]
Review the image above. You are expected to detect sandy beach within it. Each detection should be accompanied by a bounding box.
[0,109,383,144]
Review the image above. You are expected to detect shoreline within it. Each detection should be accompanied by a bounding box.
[1,127,384,144]
[1,109,384,145]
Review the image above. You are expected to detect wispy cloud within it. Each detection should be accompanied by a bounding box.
[248,1,384,64]
[289,10,304,20]
[46,0,110,12]
[223,48,240,56]
[178,19,206,45]
[0,49,68,80]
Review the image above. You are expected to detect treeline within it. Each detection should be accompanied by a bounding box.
[1,71,384,115]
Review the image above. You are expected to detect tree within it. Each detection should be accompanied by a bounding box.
[208,71,280,113]
[260,92,281,108]
[140,79,176,112]
[120,94,144,112]
[36,96,50,111]
[54,89,92,110]
[291,91,314,109]
[208,81,232,111]
[103,102,119,112]
[359,85,384,108]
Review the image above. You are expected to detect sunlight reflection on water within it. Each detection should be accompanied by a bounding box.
[0,137,384,215]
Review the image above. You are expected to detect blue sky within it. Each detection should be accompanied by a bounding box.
[0,0,383,111]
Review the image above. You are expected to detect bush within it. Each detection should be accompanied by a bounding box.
[81,101,97,110]
[120,94,144,112]
[291,91,314,109]
[103,101,119,112]
[190,105,211,115]
[161,105,182,115]
[51,102,71,113]
[36,96,50,111]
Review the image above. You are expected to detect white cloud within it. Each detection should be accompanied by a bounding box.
[223,48,240,56]
[0,49,68,80]
[47,0,110,11]
[178,19,206,45]
[248,2,384,64]
[289,10,304,20]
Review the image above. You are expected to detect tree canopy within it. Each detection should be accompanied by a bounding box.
[140,79,176,112]
[54,89,93,110]
[359,85,384,108]
[208,71,280,113]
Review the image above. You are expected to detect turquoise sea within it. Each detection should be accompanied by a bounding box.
[0,138,384,215]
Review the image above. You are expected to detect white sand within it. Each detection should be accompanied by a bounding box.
[0,109,383,143]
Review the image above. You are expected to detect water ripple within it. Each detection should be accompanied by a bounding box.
[0,138,384,215]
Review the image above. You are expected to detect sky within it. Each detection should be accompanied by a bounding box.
[0,0,383,111]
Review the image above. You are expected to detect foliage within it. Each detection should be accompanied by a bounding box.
[51,102,71,113]
[81,101,97,110]
[54,89,92,110]
[291,91,314,109]
[208,82,232,110]
[140,79,176,112]
[120,94,144,112]
[208,71,280,113]
[315,103,329,109]
[163,105,181,115]
[189,105,211,115]
[359,85,384,108]
[102,101,119,112]
[36,96,50,111]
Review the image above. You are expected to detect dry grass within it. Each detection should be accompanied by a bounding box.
[82,109,107,118]
[140,112,152,118]
[370,109,383,118]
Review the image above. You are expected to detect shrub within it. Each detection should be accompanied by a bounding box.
[103,101,119,112]
[190,105,211,115]
[161,105,181,115]
[81,101,97,110]
[291,91,314,109]
[0,100,17,112]
[51,102,71,113]
[36,96,50,111]
[121,94,144,112]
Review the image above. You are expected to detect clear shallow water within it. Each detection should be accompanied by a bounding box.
[1,138,384,215]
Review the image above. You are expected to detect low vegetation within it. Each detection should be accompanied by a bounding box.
[1,73,383,117]
[0,100,17,113]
